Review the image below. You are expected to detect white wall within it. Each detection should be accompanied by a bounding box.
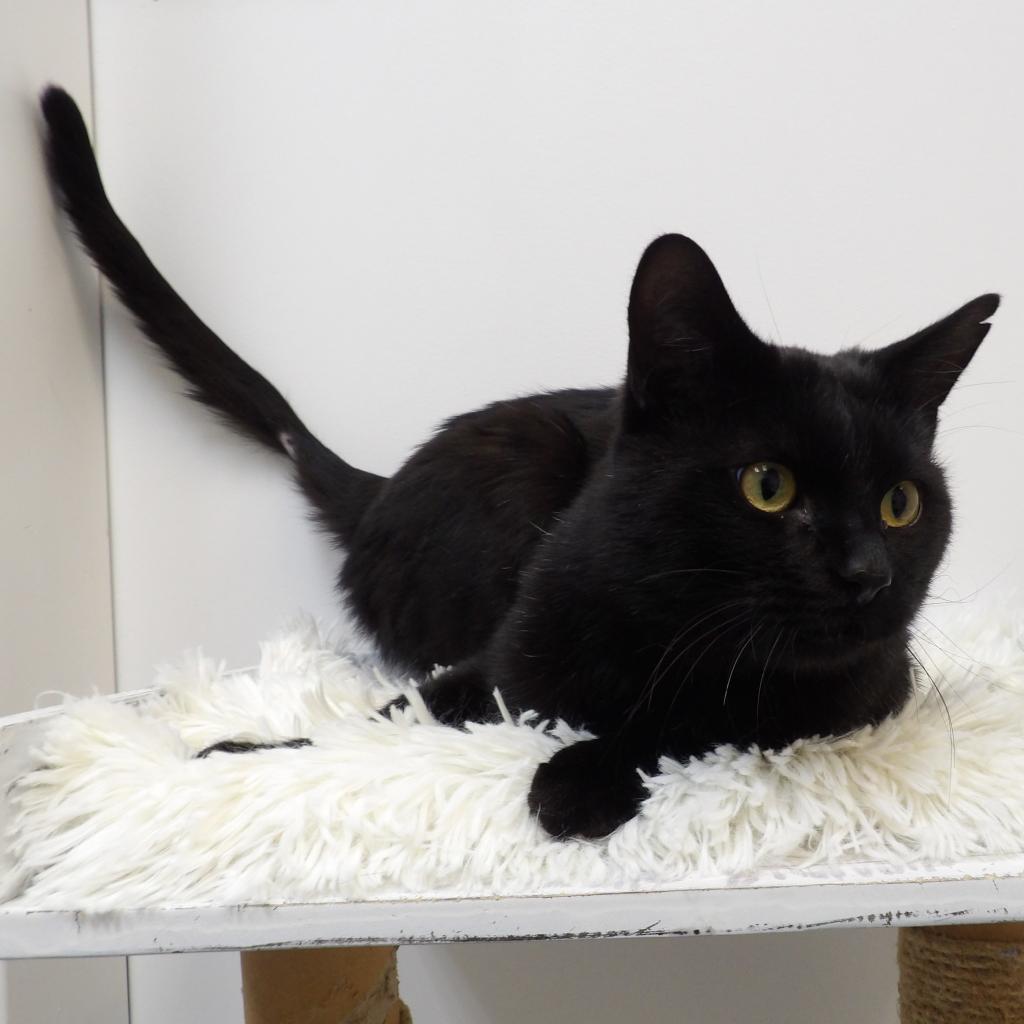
[1,6,114,732]
[1,2,128,1021]
[88,1,1024,1021]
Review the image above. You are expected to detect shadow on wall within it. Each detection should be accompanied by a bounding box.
[398,931,899,1024]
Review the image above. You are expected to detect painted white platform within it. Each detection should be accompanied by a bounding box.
[3,697,1023,960]
[5,870,1024,960]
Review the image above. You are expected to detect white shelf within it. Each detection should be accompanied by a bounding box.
[4,697,1023,959]
[3,871,1024,959]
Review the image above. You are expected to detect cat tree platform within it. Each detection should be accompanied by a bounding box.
[4,616,1024,1022]
[2,858,1021,959]
[4,699,1024,1021]
[1,678,1023,960]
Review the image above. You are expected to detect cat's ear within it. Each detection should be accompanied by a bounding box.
[873,293,1000,419]
[625,234,766,428]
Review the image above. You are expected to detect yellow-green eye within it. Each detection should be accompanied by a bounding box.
[738,462,797,514]
[881,481,921,527]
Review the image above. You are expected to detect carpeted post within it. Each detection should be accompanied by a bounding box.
[241,945,411,1024]
[899,923,1024,1022]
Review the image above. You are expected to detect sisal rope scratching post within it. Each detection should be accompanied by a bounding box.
[899,923,1024,1022]
[241,946,411,1024]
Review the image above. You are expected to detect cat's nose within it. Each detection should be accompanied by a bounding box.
[846,569,893,606]
[838,539,893,606]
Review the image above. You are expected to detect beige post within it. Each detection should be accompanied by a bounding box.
[241,946,411,1024]
[899,923,1024,1022]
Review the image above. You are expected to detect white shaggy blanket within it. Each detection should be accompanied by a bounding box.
[5,600,1024,911]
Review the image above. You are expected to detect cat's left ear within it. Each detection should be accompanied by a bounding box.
[873,293,1000,419]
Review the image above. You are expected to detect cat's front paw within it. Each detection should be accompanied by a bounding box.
[407,663,498,727]
[527,738,648,839]
[377,665,497,726]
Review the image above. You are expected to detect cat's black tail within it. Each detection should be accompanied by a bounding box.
[39,85,384,543]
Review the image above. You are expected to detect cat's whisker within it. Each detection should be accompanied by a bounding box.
[943,379,1015,389]
[638,612,747,716]
[939,401,1000,420]
[634,566,746,585]
[722,622,764,708]
[640,600,747,696]
[845,311,906,349]
[755,627,786,729]
[657,613,751,746]
[621,603,747,733]
[906,645,956,802]
[923,563,1015,608]
[937,423,1024,439]
[756,257,786,346]
[909,619,979,677]
[909,629,965,708]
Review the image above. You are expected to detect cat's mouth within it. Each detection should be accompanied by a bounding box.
[761,591,917,666]
[781,613,908,666]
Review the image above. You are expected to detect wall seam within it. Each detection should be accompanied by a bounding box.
[85,0,119,697]
[85,1,132,1020]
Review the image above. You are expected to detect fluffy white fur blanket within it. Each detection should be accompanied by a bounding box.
[5,600,1024,911]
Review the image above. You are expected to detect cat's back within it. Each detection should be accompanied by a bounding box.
[439,386,618,461]
[340,386,619,670]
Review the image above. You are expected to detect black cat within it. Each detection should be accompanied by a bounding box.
[41,86,998,839]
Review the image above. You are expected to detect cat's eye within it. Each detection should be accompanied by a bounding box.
[881,481,921,528]
[738,462,797,514]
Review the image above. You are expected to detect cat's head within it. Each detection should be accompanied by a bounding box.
[614,234,998,659]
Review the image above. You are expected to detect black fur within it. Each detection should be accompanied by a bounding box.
[41,87,999,838]
[196,738,312,758]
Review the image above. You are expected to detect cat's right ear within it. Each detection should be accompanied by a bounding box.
[624,234,766,430]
